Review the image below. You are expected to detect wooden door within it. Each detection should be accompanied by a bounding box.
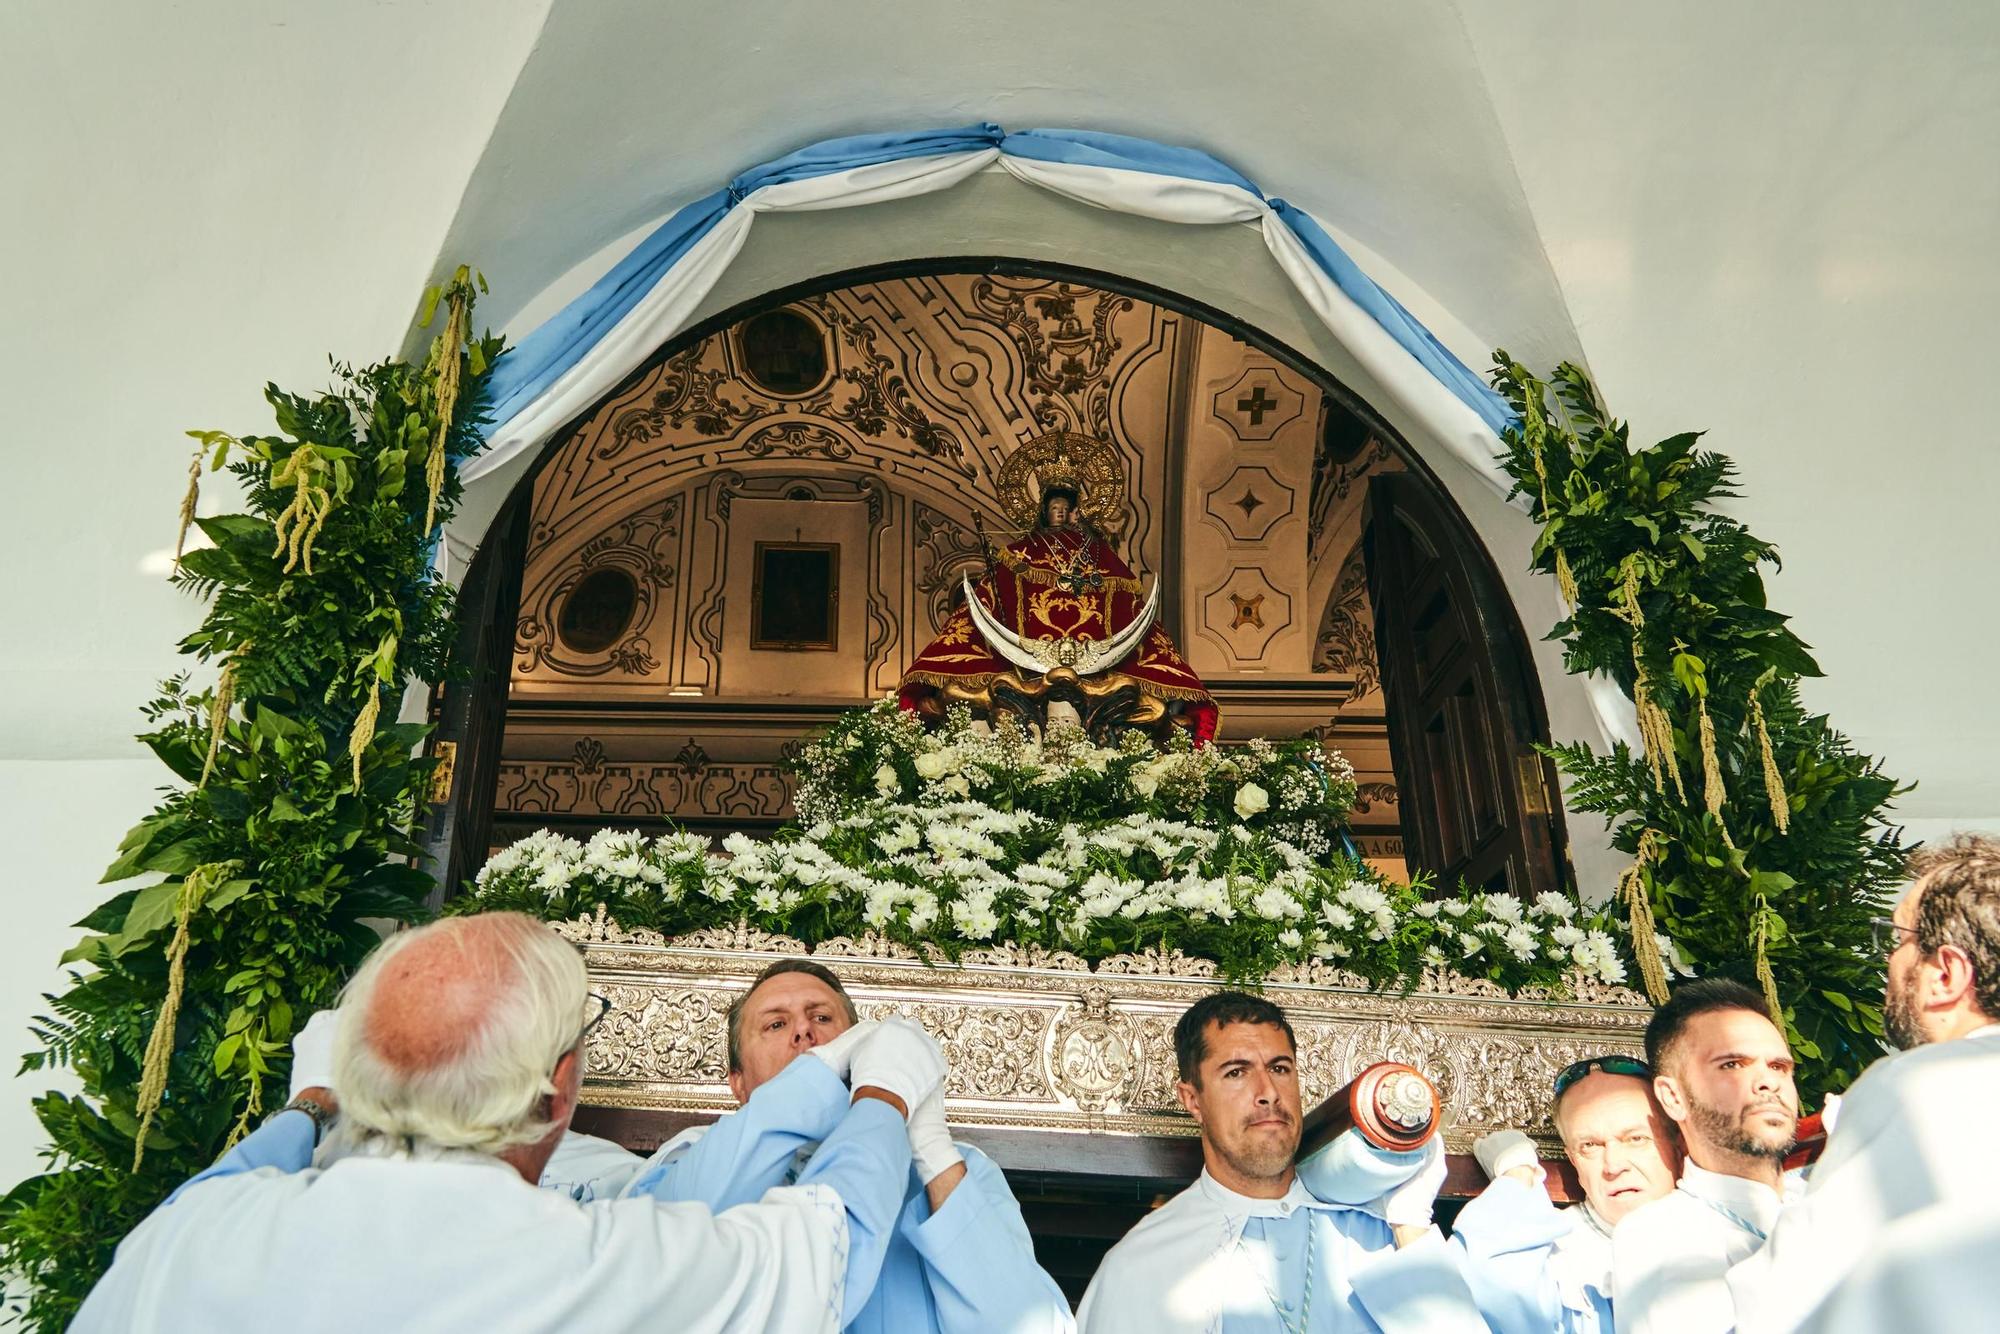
[1364,473,1567,899]
[422,496,532,907]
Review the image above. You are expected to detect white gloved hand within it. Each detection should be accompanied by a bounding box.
[848,1017,947,1115]
[1376,1135,1448,1227]
[806,1019,880,1083]
[1473,1129,1543,1183]
[288,1009,342,1101]
[906,1089,964,1185]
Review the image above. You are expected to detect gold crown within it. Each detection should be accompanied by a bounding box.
[1034,457,1082,495]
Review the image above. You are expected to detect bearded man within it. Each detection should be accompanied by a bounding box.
[1728,833,2000,1333]
[1609,978,1802,1334]
[1077,990,1483,1333]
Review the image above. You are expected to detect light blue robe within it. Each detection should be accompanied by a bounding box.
[620,1054,1074,1333]
[1448,1175,1612,1334]
[1077,1168,1488,1334]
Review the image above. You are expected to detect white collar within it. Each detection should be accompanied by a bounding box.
[1966,1023,2000,1041]
[1677,1161,1799,1237]
[1193,1168,1334,1221]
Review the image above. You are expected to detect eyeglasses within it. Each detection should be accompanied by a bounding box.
[1554,1054,1652,1098]
[577,992,612,1047]
[1869,917,1917,956]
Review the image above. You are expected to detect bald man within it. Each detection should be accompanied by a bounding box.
[1447,1056,1682,1333]
[74,913,923,1332]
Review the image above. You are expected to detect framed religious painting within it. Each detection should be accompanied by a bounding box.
[750,541,839,651]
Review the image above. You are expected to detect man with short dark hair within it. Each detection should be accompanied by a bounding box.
[543,956,1071,1334]
[1078,990,1484,1333]
[1446,1054,1682,1332]
[1729,833,2000,1332]
[1611,978,1802,1334]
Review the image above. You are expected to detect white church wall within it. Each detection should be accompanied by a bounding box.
[0,760,161,1192]
[0,0,553,766]
[1461,0,2000,834]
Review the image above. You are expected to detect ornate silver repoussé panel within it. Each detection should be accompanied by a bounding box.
[555,906,1651,1153]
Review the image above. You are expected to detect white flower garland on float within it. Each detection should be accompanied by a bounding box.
[468,702,1657,992]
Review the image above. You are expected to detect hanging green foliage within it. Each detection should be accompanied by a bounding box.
[0,269,502,1329]
[1490,354,1908,1102]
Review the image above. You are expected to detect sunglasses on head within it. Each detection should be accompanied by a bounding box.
[1554,1054,1652,1098]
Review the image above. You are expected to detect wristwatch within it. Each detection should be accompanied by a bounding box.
[282,1093,335,1145]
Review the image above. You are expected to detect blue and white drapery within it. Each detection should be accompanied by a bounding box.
[458,125,1638,749]
[463,124,1517,492]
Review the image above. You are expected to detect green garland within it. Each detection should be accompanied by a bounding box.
[0,271,502,1329]
[1490,354,1907,1101]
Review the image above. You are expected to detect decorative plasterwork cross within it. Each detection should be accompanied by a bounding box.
[1229,592,1266,630]
[1233,488,1264,518]
[1237,385,1279,425]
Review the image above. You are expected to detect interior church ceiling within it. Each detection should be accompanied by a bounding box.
[496,275,1409,862]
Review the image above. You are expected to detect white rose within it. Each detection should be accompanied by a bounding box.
[1132,771,1160,799]
[1233,783,1271,819]
[941,774,971,797]
[914,751,951,781]
[873,764,899,797]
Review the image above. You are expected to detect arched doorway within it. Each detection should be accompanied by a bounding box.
[429,259,1567,904]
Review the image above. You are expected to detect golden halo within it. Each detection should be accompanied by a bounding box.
[994,431,1126,530]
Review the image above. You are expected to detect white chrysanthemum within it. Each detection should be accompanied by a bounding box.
[1482,893,1524,923]
[1503,924,1539,961]
[1278,928,1304,950]
[1337,881,1391,915]
[1319,901,1356,933]
[1533,891,1576,920]
[1552,924,1586,948]
[1441,901,1471,918]
[1250,884,1303,921]
[1413,901,1442,920]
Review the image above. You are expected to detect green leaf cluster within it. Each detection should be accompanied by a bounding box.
[1491,354,1907,1102]
[0,272,503,1328]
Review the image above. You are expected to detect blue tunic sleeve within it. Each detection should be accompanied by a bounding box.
[902,1146,1074,1333]
[793,1095,920,1326]
[163,1108,317,1205]
[626,1051,850,1208]
[1444,1178,1571,1334]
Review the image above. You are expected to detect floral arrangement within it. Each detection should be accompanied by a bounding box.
[466,703,1640,992]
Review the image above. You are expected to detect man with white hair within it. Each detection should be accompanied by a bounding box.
[72,912,928,1332]
[1728,832,2000,1332]
[546,956,1073,1333]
